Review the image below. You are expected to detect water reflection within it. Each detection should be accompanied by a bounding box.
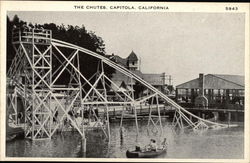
[6,119,244,158]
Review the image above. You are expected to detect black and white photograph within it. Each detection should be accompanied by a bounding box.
[0,1,249,162]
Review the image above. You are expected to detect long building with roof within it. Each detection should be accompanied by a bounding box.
[176,73,244,110]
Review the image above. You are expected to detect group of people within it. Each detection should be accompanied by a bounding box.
[13,24,45,33]
[13,24,50,44]
[135,138,167,152]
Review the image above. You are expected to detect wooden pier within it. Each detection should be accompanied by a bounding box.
[106,105,244,123]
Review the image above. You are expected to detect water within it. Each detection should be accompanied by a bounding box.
[6,119,244,158]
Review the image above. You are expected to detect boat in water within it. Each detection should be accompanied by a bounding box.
[126,147,167,158]
[126,138,167,158]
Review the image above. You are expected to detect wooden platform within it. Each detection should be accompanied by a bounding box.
[185,107,244,113]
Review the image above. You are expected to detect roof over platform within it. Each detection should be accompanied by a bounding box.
[176,74,244,90]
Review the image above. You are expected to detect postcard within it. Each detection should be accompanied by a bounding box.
[0,1,249,162]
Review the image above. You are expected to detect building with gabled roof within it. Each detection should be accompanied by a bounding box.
[106,51,139,71]
[106,51,172,98]
[176,73,244,109]
[176,74,244,90]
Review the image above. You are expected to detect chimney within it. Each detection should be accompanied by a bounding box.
[199,73,204,96]
[162,72,166,85]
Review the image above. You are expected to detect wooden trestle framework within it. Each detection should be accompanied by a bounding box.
[7,28,228,143]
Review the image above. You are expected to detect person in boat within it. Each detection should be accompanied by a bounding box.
[160,138,167,149]
[135,142,142,152]
[145,139,157,151]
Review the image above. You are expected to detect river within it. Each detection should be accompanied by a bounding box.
[6,118,244,159]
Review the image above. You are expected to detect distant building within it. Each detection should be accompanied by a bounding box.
[108,51,139,71]
[176,73,244,109]
[106,51,172,98]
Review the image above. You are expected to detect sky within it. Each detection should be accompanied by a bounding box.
[7,11,245,86]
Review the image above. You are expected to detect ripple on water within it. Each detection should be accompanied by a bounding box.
[6,120,244,158]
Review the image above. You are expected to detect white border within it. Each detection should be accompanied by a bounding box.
[0,1,249,162]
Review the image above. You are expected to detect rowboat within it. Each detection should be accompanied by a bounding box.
[126,138,167,158]
[126,147,167,158]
